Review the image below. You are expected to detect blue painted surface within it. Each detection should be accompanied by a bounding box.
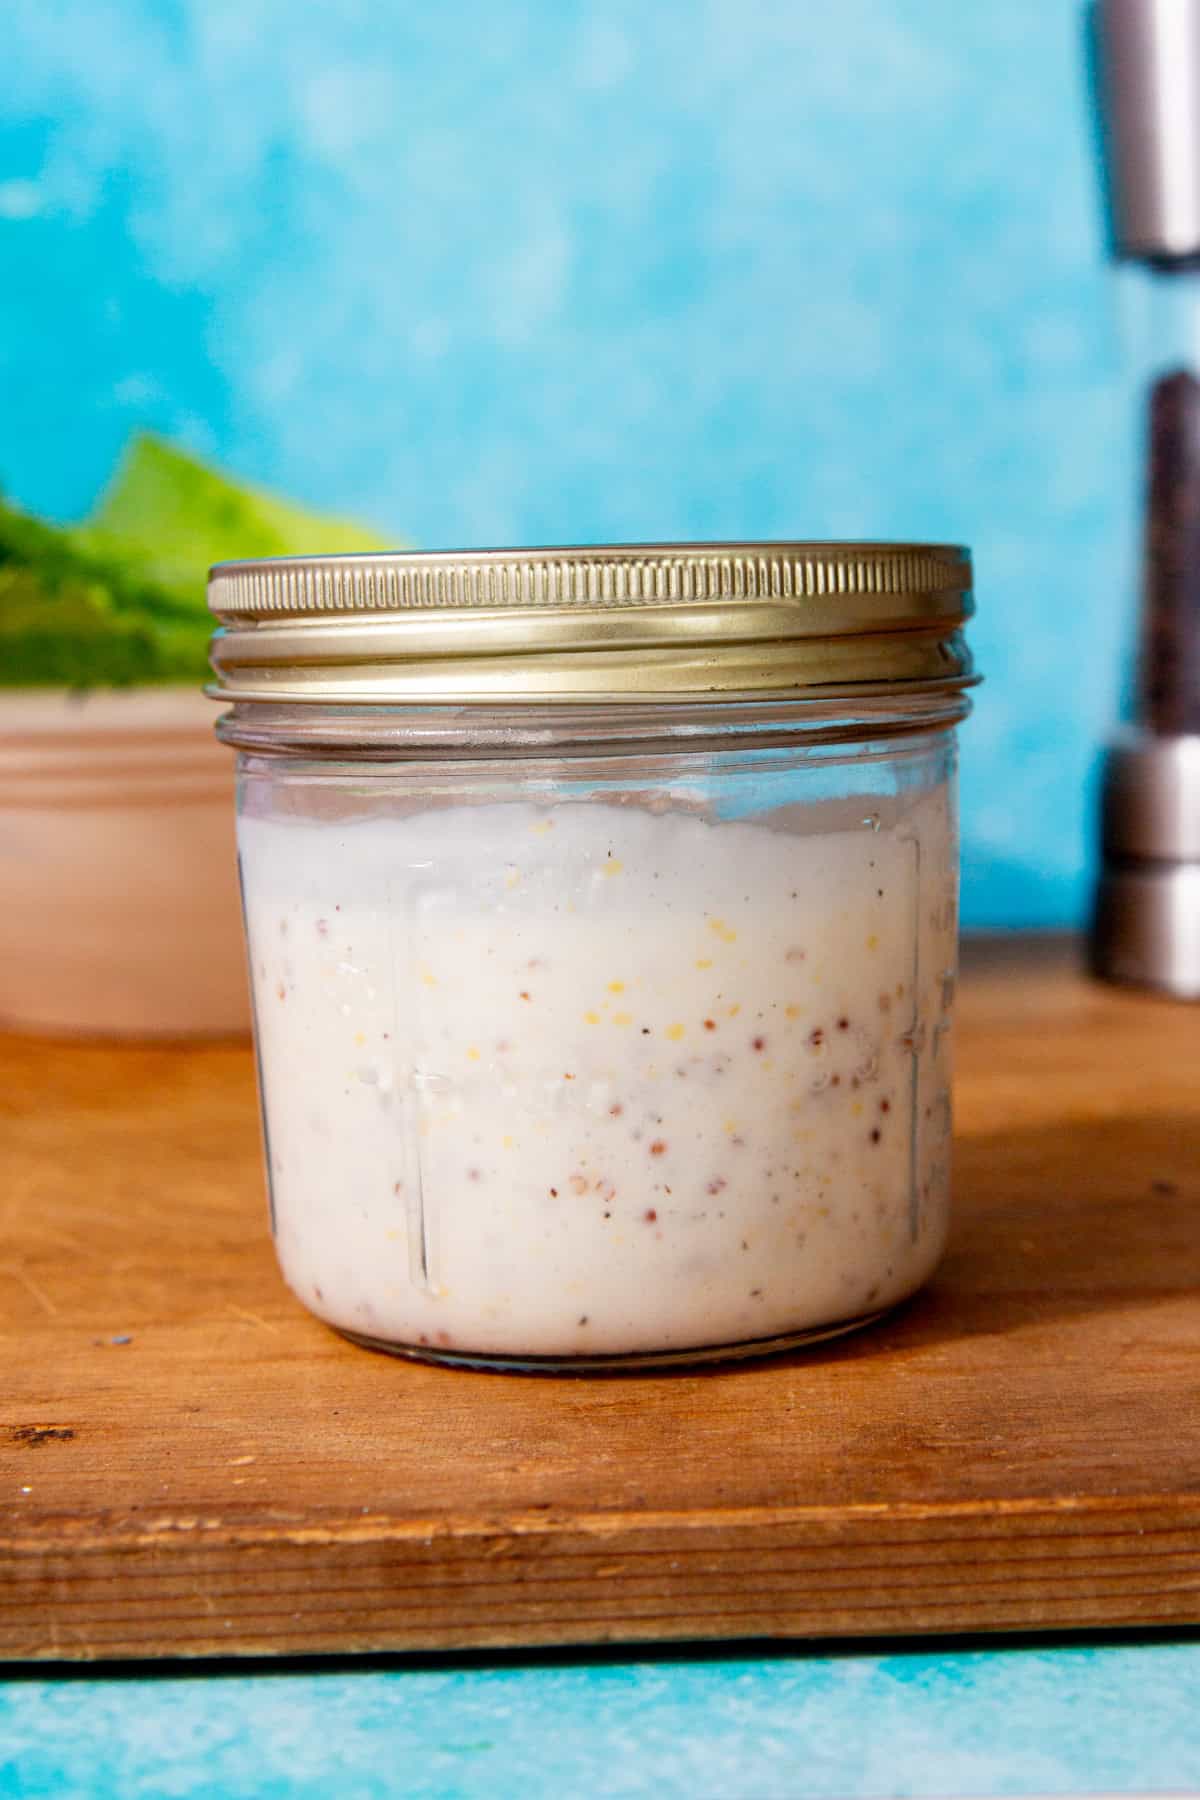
[0,0,1136,926]
[2,1640,1199,1799]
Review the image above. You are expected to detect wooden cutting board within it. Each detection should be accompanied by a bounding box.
[2,937,1198,1662]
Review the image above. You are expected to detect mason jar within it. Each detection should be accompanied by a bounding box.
[208,543,976,1370]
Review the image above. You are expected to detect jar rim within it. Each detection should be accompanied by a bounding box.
[214,689,973,758]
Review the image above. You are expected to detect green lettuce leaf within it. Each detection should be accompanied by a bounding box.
[79,434,392,598]
[1,434,393,688]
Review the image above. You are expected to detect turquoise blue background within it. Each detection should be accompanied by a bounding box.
[4,1639,1200,1798]
[1,0,1132,927]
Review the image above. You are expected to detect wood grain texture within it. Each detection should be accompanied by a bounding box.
[2,937,1199,1662]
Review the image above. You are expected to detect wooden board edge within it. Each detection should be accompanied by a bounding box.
[5,1498,1200,1663]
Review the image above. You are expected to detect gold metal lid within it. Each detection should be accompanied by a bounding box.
[207,541,974,704]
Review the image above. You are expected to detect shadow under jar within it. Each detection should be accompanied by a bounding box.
[208,542,977,1371]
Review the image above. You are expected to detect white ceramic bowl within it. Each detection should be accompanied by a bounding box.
[0,689,249,1037]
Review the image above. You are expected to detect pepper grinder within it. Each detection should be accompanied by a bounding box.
[1091,0,1200,997]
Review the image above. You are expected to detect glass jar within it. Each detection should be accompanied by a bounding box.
[208,543,976,1369]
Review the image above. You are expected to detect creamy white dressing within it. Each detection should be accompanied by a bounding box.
[239,785,956,1361]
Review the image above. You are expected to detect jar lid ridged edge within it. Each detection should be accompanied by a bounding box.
[208,542,970,618]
